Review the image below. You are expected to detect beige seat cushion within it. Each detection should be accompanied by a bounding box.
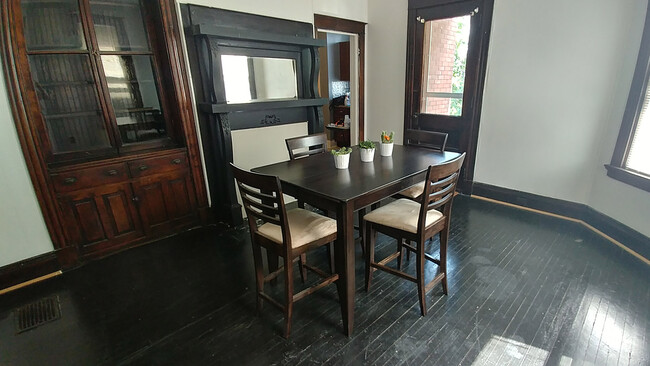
[363,198,443,233]
[258,208,337,248]
[399,181,425,199]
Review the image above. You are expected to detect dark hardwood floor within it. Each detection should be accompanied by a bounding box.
[0,196,648,365]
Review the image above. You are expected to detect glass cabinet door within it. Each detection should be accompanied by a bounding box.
[90,0,171,146]
[19,0,175,163]
[22,0,113,156]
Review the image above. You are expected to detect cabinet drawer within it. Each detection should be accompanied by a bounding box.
[51,163,128,193]
[128,152,189,178]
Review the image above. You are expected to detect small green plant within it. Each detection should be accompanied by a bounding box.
[381,131,394,143]
[359,140,375,149]
[331,146,352,155]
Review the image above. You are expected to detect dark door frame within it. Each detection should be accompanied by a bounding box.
[314,14,366,141]
[404,0,494,193]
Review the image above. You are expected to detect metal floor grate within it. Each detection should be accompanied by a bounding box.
[14,296,61,333]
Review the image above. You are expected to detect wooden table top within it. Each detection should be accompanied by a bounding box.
[253,145,461,202]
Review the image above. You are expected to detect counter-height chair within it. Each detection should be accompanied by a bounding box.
[363,153,465,316]
[285,133,368,272]
[396,129,449,201]
[231,163,340,338]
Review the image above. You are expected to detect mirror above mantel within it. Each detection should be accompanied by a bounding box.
[181,4,327,224]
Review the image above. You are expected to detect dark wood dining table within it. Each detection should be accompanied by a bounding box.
[252,144,462,336]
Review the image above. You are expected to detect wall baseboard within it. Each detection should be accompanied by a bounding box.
[0,252,61,292]
[472,182,650,263]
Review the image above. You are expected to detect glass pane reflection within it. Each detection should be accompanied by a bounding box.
[101,55,167,143]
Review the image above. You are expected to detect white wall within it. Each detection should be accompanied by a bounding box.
[587,0,650,237]
[313,0,368,23]
[366,0,408,144]
[474,0,650,237]
[0,68,54,267]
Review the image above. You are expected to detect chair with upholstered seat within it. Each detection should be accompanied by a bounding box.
[285,133,369,271]
[231,163,340,338]
[396,129,449,200]
[363,153,465,316]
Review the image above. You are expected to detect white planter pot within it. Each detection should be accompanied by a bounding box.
[334,153,351,169]
[380,142,394,156]
[360,148,375,162]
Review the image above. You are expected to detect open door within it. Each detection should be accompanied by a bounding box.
[315,15,366,148]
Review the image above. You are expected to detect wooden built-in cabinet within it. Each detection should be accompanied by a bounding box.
[2,0,208,266]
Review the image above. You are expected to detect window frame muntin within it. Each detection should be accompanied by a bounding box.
[606,6,650,193]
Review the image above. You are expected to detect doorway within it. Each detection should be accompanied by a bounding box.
[404,0,494,193]
[315,15,366,149]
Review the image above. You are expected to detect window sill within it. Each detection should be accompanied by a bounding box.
[605,164,650,193]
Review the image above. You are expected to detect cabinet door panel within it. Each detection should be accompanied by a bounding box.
[136,181,170,230]
[59,183,143,250]
[70,197,107,245]
[165,175,192,218]
[133,171,197,234]
[102,190,137,236]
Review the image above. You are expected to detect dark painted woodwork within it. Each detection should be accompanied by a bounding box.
[314,14,366,141]
[0,252,59,291]
[472,182,650,260]
[607,7,650,192]
[1,195,648,365]
[253,145,462,336]
[339,41,350,81]
[182,4,327,225]
[0,0,208,268]
[404,0,494,193]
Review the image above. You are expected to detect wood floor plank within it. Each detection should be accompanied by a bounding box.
[0,196,648,366]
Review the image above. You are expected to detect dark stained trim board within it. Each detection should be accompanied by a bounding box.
[472,182,650,263]
[0,253,60,293]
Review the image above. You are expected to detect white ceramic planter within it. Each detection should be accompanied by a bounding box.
[334,153,351,169]
[380,142,394,156]
[360,148,375,162]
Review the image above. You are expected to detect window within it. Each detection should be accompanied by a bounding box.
[607,8,650,192]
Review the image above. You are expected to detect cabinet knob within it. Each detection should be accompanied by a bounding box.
[171,158,181,165]
[63,177,78,184]
[138,165,149,171]
[132,196,140,202]
[106,169,118,176]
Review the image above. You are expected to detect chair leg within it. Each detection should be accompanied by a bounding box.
[365,223,375,292]
[298,254,307,283]
[283,256,294,338]
[397,238,403,271]
[251,242,265,314]
[358,208,366,255]
[440,230,449,295]
[327,242,336,273]
[267,251,279,286]
[416,239,427,316]
[406,242,411,261]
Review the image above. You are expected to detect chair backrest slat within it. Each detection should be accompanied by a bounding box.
[404,129,448,152]
[231,163,291,248]
[417,153,466,233]
[286,133,328,160]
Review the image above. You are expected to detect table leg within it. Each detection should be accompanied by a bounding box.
[335,202,355,336]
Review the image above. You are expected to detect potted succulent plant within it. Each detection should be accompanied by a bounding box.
[380,131,394,157]
[359,140,376,162]
[331,146,353,169]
